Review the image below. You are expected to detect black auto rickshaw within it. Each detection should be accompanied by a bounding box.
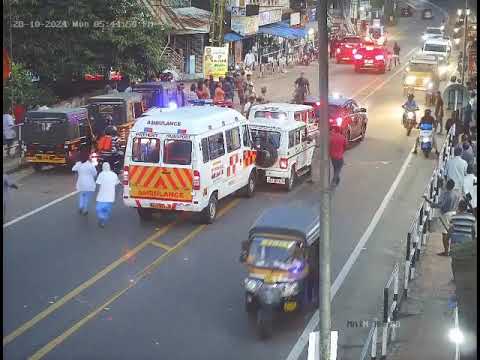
[240,206,320,339]
[23,107,91,170]
[87,92,144,172]
[132,81,186,109]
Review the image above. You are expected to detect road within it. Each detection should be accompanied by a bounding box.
[3,2,453,359]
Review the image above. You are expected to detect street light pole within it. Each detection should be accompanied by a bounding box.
[317,0,332,357]
[461,3,469,85]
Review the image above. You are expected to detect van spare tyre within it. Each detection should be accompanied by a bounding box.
[254,143,278,168]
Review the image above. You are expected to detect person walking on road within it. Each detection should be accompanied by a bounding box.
[213,82,225,103]
[294,72,310,104]
[235,72,246,114]
[463,164,477,217]
[392,42,401,66]
[423,179,460,256]
[72,149,97,216]
[95,162,120,228]
[3,173,18,219]
[330,126,348,187]
[462,103,473,137]
[434,91,444,134]
[445,147,468,194]
[459,135,475,168]
[3,110,17,158]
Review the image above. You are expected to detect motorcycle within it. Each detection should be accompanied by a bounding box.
[301,53,311,66]
[402,106,418,136]
[418,122,433,158]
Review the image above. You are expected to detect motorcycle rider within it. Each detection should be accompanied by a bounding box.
[294,72,310,104]
[402,93,419,125]
[413,109,440,155]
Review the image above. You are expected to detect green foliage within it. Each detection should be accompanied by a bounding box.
[3,0,169,84]
[3,63,57,109]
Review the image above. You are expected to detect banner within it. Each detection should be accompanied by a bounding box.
[231,16,259,36]
[203,46,229,80]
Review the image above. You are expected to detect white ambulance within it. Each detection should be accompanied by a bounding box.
[248,103,319,136]
[123,106,257,223]
[249,118,315,191]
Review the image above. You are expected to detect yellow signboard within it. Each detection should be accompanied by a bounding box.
[203,46,229,81]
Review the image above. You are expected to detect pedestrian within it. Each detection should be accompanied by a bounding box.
[423,179,460,256]
[329,125,348,187]
[393,41,401,66]
[257,86,268,104]
[463,103,473,136]
[213,82,225,103]
[208,75,216,99]
[246,82,256,100]
[235,73,246,114]
[72,149,97,215]
[95,162,120,227]
[3,173,18,218]
[448,199,476,248]
[463,164,477,217]
[184,83,199,104]
[3,109,17,158]
[223,76,234,102]
[459,134,475,168]
[445,146,468,194]
[246,73,256,94]
[244,50,256,71]
[244,95,256,118]
[469,90,477,131]
[434,91,444,134]
[124,81,135,93]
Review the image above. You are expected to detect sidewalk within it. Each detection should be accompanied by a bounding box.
[3,143,29,174]
[389,231,457,360]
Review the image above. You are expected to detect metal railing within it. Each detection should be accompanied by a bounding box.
[359,127,456,359]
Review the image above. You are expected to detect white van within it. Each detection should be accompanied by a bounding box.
[249,118,315,191]
[123,106,257,223]
[422,38,451,63]
[248,103,319,136]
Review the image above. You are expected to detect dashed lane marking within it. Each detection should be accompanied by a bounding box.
[149,240,173,251]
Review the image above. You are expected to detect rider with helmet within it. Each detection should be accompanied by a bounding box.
[413,109,439,155]
[402,93,419,125]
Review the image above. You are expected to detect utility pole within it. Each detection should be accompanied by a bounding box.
[317,0,332,357]
[461,1,469,85]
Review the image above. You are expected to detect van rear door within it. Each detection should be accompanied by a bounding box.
[128,134,193,202]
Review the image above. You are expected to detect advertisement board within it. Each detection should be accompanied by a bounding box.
[259,9,282,26]
[290,12,301,26]
[231,16,259,35]
[203,46,229,80]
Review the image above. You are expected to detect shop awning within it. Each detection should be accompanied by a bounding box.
[257,21,306,39]
[224,32,244,42]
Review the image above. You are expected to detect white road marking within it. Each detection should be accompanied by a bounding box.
[3,191,78,228]
[286,151,414,360]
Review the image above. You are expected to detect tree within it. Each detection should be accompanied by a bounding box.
[2,0,169,86]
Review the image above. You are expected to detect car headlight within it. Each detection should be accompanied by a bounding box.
[405,75,416,84]
[423,77,431,85]
[281,282,300,297]
[422,137,430,143]
[244,278,262,293]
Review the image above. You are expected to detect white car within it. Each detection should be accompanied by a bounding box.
[422,38,451,63]
[421,27,444,41]
[249,118,315,191]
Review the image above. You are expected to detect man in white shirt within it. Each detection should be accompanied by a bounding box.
[244,51,256,70]
[445,147,468,193]
[463,164,477,216]
[95,162,120,227]
[3,110,16,157]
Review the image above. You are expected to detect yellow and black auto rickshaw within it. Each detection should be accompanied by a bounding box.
[240,205,320,339]
[23,107,91,170]
[132,81,186,109]
[87,92,144,148]
[403,55,441,105]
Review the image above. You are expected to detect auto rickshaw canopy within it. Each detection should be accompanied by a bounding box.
[249,205,320,246]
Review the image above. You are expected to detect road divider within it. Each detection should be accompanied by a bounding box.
[26,198,241,360]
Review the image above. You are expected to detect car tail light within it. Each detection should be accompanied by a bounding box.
[193,170,201,190]
[336,117,343,126]
[375,54,384,60]
[354,54,363,60]
[336,48,341,53]
[315,101,320,106]
[352,49,357,54]
[123,166,129,185]
[279,158,288,169]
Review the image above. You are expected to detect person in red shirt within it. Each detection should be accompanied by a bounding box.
[330,126,348,187]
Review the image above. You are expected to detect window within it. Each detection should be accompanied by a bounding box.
[294,112,302,121]
[242,125,251,147]
[251,129,281,149]
[301,127,308,142]
[289,130,295,148]
[132,138,161,163]
[208,132,225,160]
[201,138,209,163]
[254,111,287,120]
[163,140,192,165]
[424,44,447,53]
[133,102,143,118]
[295,129,301,145]
[226,127,241,153]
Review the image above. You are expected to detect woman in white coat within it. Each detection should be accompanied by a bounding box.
[72,149,97,215]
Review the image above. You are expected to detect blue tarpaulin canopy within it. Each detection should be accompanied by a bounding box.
[224,32,244,42]
[257,21,306,39]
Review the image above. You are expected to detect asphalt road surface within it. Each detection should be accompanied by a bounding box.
[3,1,456,359]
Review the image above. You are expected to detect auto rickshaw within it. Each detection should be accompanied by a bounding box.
[132,81,187,109]
[240,206,320,339]
[23,107,91,171]
[403,55,440,105]
[87,92,144,172]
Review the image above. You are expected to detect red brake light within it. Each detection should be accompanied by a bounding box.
[193,170,201,190]
[123,166,129,185]
[354,54,363,60]
[375,54,385,60]
[279,158,288,169]
[315,102,321,106]
[336,48,341,53]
